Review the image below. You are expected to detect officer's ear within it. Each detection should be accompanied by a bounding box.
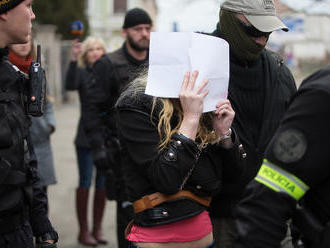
[121,29,128,39]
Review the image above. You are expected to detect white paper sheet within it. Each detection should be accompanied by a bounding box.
[145,32,229,112]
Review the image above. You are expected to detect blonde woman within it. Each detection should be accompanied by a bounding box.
[65,37,107,246]
[115,71,245,248]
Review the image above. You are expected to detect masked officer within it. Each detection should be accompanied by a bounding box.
[0,0,58,247]
[82,8,152,248]
[208,0,296,247]
[235,66,330,248]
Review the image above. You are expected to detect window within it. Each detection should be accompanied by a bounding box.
[114,0,127,13]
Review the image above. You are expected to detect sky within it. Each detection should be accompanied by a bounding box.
[156,0,222,33]
[284,0,330,15]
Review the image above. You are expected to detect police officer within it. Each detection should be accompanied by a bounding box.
[0,0,58,247]
[235,66,330,248]
[82,8,152,248]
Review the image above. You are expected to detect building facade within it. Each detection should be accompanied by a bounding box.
[87,0,158,50]
[273,0,330,58]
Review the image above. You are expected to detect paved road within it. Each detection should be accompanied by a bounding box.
[47,102,117,248]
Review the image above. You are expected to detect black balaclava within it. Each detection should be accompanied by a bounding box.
[220,9,266,63]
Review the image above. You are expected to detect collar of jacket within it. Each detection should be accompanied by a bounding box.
[0,47,9,61]
[122,43,148,67]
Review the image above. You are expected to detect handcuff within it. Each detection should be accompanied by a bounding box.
[219,128,232,141]
[211,128,232,144]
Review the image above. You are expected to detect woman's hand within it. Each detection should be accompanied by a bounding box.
[213,100,235,145]
[178,71,209,140]
[71,39,82,61]
[179,71,209,120]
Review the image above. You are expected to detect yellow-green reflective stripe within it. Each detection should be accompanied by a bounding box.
[254,159,309,201]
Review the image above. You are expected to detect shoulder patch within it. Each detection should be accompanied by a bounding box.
[273,129,307,163]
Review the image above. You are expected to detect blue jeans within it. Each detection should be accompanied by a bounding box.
[129,241,215,248]
[76,147,106,189]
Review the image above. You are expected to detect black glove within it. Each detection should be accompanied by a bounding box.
[36,242,57,248]
[91,146,111,172]
[36,231,58,248]
[92,137,121,173]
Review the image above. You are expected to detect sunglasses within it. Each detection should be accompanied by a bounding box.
[237,18,272,38]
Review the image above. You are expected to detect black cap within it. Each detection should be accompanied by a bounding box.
[0,0,24,14]
[123,8,152,29]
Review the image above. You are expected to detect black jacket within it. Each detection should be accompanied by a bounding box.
[82,44,148,149]
[0,48,56,237]
[65,61,91,148]
[209,29,297,217]
[116,88,245,226]
[235,66,330,248]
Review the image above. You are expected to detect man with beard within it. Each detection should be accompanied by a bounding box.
[208,0,297,247]
[82,8,152,248]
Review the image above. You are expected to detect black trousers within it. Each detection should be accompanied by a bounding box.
[0,221,34,248]
[117,201,134,248]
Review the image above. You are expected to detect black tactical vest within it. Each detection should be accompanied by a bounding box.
[0,58,35,212]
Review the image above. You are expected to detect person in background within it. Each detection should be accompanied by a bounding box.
[0,0,58,247]
[208,0,297,247]
[9,36,58,215]
[82,8,152,248]
[115,70,245,248]
[65,36,107,246]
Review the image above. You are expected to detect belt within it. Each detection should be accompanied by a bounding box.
[133,190,211,214]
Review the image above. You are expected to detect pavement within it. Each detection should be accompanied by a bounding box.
[47,100,118,248]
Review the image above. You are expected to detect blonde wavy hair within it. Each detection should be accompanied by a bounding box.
[78,36,106,68]
[121,72,218,151]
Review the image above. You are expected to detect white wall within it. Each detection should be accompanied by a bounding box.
[292,42,327,60]
[270,12,330,61]
[87,0,157,51]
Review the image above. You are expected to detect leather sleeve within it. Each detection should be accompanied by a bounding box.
[218,127,246,180]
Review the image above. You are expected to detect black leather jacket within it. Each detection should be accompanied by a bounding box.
[116,88,245,226]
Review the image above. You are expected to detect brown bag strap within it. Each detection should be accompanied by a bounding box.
[124,219,134,237]
[133,190,211,214]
